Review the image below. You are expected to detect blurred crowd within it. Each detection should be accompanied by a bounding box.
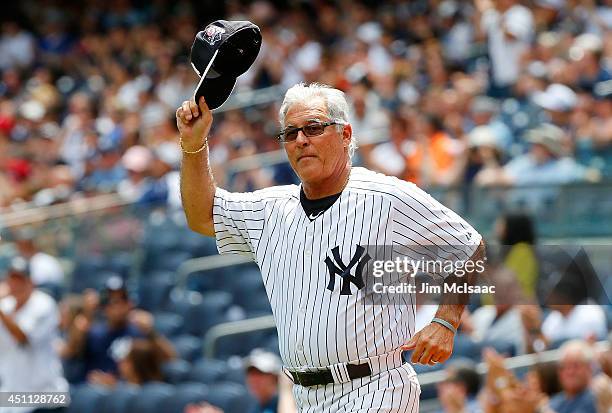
[0,0,611,212]
[1,0,612,411]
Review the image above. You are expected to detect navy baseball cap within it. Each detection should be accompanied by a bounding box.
[190,20,262,110]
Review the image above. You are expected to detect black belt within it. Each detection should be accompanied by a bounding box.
[288,362,372,387]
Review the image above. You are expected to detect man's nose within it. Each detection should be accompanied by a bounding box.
[295,130,310,145]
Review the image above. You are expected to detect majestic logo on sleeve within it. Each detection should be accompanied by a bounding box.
[325,245,371,295]
[203,25,226,45]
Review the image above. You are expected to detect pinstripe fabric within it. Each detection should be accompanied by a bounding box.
[212,167,482,411]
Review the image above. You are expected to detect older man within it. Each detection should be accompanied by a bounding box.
[0,256,68,413]
[177,83,484,412]
[549,340,599,413]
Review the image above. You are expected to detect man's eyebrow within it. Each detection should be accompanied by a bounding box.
[285,118,324,128]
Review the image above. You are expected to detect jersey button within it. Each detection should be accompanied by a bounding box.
[296,344,304,352]
[304,249,311,256]
[299,306,306,314]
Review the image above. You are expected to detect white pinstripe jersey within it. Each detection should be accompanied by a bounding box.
[213,167,482,370]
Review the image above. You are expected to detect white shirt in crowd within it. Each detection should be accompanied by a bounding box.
[481,5,534,87]
[29,252,65,286]
[0,290,68,413]
[542,304,607,343]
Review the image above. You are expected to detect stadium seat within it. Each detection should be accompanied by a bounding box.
[221,360,248,385]
[153,312,184,337]
[126,382,176,413]
[180,291,233,337]
[205,382,256,413]
[138,273,175,311]
[67,384,111,413]
[99,385,140,413]
[171,334,203,362]
[159,383,210,413]
[162,358,193,384]
[187,358,229,384]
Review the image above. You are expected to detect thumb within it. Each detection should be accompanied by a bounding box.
[401,331,421,350]
[198,95,210,114]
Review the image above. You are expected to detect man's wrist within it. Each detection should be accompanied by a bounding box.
[180,136,208,154]
[431,317,458,334]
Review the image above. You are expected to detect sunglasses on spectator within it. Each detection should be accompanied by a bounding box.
[276,121,342,143]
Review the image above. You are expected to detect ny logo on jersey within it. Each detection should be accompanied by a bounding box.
[325,245,371,295]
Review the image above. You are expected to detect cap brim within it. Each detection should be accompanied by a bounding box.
[194,74,237,111]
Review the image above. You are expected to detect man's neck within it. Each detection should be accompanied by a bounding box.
[302,165,351,200]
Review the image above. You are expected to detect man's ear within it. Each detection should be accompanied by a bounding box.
[342,123,353,147]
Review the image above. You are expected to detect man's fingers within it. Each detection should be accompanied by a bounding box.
[198,95,210,113]
[401,331,420,350]
[182,101,192,121]
[189,100,199,118]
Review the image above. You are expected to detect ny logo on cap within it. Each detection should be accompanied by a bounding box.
[204,25,226,45]
[325,245,371,295]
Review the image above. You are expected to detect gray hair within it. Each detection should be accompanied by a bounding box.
[279,82,357,158]
[560,339,594,364]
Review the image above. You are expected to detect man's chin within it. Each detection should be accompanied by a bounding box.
[295,163,323,183]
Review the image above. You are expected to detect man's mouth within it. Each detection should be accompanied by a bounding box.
[298,155,317,161]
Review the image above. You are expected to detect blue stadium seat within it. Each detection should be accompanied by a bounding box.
[206,382,256,413]
[162,359,193,384]
[153,312,184,337]
[188,359,229,384]
[159,383,210,413]
[171,334,203,362]
[138,273,175,311]
[67,384,110,413]
[221,361,247,385]
[181,291,233,337]
[127,382,176,413]
[106,252,133,279]
[99,385,139,413]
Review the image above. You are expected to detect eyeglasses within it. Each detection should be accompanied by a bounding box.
[276,121,341,142]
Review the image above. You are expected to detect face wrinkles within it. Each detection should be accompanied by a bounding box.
[283,99,350,195]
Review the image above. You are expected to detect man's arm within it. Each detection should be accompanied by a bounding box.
[177,96,216,237]
[403,240,486,365]
[0,309,28,345]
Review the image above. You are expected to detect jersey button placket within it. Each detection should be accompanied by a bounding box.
[304,226,313,256]
[297,224,313,358]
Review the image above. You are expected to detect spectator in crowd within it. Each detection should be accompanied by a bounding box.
[88,338,164,388]
[244,349,282,413]
[61,276,175,383]
[532,83,578,131]
[468,267,527,355]
[502,123,588,186]
[525,361,562,397]
[467,96,513,152]
[475,0,535,97]
[436,359,482,413]
[465,125,506,186]
[13,227,65,287]
[549,340,599,413]
[0,256,68,413]
[117,145,155,202]
[495,213,538,299]
[541,285,607,344]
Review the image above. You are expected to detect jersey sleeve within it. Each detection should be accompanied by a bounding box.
[391,180,482,278]
[213,187,267,261]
